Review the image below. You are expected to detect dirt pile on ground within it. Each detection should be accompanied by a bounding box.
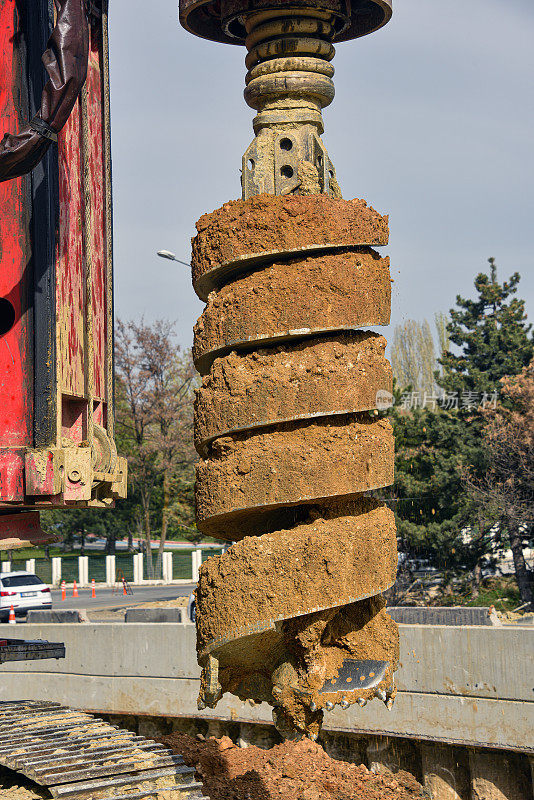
[132,597,189,609]
[162,735,422,800]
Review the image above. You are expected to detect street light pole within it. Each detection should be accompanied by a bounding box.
[156,250,191,267]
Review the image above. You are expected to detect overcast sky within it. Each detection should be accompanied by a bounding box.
[108,0,534,349]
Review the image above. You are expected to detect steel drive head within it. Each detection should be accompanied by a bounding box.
[179,0,392,45]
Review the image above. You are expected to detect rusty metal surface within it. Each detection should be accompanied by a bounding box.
[0,511,57,550]
[0,639,65,663]
[0,0,124,515]
[0,0,34,501]
[0,700,207,799]
[179,0,392,45]
[0,0,89,181]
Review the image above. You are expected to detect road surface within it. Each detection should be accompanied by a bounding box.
[49,584,195,612]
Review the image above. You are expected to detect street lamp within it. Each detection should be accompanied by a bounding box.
[156,250,190,267]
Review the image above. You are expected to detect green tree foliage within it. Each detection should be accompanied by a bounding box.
[392,260,533,585]
[465,361,534,606]
[439,258,532,394]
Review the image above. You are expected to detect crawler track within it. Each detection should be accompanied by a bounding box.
[0,701,207,799]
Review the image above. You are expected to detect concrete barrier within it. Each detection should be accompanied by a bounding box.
[387,606,500,626]
[0,622,531,757]
[125,608,186,623]
[26,610,85,623]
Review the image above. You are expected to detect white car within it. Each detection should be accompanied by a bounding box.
[0,572,52,621]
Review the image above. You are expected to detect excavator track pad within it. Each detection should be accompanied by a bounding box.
[0,701,207,799]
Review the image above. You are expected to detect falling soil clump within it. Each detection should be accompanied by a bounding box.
[161,735,422,800]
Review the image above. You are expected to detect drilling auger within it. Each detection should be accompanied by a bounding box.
[180,0,399,739]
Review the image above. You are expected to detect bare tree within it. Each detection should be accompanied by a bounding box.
[115,319,197,578]
[434,312,450,372]
[390,319,437,395]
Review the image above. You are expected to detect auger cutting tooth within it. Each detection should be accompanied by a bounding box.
[357,698,367,707]
[325,701,334,711]
[340,699,350,709]
[310,702,318,713]
[376,689,387,702]
[386,698,394,711]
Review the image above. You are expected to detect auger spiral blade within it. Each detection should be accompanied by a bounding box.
[180,0,398,742]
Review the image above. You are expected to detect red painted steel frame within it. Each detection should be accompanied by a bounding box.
[0,1,34,504]
[0,1,124,544]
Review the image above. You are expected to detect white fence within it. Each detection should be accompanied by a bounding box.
[0,546,222,587]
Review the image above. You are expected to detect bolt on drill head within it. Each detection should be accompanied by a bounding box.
[179,0,392,198]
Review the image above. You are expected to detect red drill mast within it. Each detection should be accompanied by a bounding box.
[0,0,125,549]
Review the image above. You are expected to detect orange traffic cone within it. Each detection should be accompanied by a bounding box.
[72,581,79,598]
[8,605,16,624]
[91,579,96,599]
[122,579,128,596]
[61,581,66,601]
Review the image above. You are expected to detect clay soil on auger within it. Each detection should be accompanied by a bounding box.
[162,735,423,800]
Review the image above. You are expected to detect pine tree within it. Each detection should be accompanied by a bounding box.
[438,258,532,395]
[392,260,533,583]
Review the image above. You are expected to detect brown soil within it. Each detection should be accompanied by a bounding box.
[195,332,392,453]
[193,249,391,371]
[197,596,399,736]
[195,415,394,537]
[0,768,50,799]
[196,497,399,731]
[191,195,389,300]
[196,497,397,657]
[191,189,398,738]
[161,735,422,800]
[134,597,189,609]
